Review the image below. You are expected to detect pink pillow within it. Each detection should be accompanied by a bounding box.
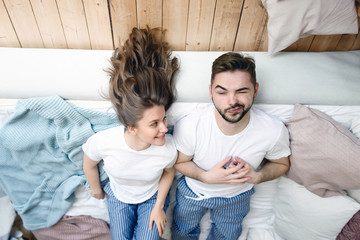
[285,104,360,197]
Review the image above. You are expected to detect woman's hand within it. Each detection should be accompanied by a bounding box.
[92,190,105,200]
[149,204,167,237]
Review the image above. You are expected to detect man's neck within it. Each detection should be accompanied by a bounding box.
[214,110,251,136]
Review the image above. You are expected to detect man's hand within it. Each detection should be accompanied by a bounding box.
[202,156,251,184]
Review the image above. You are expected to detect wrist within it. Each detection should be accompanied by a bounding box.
[200,171,210,184]
[253,171,263,184]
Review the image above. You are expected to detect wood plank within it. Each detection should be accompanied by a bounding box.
[162,0,189,51]
[83,0,113,50]
[3,0,43,48]
[30,0,67,49]
[210,0,243,51]
[284,36,314,52]
[351,17,360,50]
[0,1,20,47]
[234,0,267,51]
[257,15,268,52]
[57,0,91,49]
[309,34,342,52]
[109,0,137,48]
[335,34,358,51]
[137,0,162,29]
[186,0,216,51]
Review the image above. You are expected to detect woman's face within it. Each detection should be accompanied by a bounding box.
[131,105,168,147]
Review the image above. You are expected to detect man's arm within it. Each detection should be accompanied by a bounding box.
[174,152,250,185]
[243,156,290,184]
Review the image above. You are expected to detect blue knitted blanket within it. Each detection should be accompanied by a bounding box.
[0,96,119,230]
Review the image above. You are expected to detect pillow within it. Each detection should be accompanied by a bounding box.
[285,104,360,197]
[262,0,359,55]
[347,117,360,203]
[274,177,360,240]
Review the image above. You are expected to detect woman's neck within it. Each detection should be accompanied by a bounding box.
[124,129,150,151]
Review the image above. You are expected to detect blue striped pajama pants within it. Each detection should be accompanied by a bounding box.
[172,176,254,240]
[103,182,169,240]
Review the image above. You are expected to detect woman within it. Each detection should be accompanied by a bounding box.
[83,27,179,239]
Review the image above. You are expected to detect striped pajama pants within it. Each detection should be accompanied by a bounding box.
[172,176,254,240]
[103,182,169,240]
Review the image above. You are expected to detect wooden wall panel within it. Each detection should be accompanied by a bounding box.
[83,0,113,50]
[0,1,20,47]
[351,18,360,50]
[285,36,314,52]
[30,0,67,49]
[309,35,342,52]
[336,34,358,51]
[163,0,189,50]
[57,0,91,49]
[0,0,358,52]
[3,0,43,48]
[234,0,267,51]
[185,0,216,51]
[137,0,162,29]
[109,0,137,48]
[210,0,243,51]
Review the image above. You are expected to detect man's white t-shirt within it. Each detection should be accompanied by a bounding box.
[82,125,177,204]
[173,103,291,198]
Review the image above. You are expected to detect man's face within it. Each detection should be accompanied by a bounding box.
[209,70,258,124]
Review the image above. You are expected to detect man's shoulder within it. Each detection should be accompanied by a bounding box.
[177,103,213,125]
[251,107,285,128]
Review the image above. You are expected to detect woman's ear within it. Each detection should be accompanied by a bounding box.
[127,126,137,135]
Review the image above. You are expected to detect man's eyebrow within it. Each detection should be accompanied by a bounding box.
[235,87,250,91]
[215,85,227,90]
[214,85,250,91]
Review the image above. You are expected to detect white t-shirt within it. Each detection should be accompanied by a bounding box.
[82,125,177,204]
[173,103,290,198]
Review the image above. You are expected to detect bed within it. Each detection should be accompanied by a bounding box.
[0,47,360,240]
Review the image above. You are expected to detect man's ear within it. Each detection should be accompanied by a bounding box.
[209,84,212,98]
[254,83,259,99]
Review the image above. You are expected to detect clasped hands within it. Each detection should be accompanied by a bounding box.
[202,156,260,185]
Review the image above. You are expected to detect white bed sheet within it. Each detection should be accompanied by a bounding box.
[1,100,360,240]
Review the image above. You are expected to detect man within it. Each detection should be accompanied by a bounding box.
[172,52,291,240]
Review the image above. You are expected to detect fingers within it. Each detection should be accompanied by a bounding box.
[148,218,153,230]
[154,220,166,237]
[217,156,232,168]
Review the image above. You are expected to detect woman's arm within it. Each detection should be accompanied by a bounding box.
[148,167,175,237]
[83,154,105,199]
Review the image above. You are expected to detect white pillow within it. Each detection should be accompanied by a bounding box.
[262,0,359,55]
[274,177,360,240]
[347,117,360,203]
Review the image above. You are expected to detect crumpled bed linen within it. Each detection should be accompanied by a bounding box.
[32,215,111,240]
[0,96,119,230]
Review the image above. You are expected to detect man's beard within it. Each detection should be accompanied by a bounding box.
[213,99,253,124]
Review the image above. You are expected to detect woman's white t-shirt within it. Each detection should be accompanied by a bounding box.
[82,125,177,204]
